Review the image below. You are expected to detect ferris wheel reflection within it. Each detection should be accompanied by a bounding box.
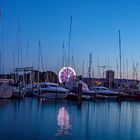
[56,107,71,136]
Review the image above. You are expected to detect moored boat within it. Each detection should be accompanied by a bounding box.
[90,86,119,96]
[0,79,13,99]
[12,87,26,98]
[33,82,70,99]
[65,79,95,95]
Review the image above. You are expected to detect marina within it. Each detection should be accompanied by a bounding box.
[1,75,140,101]
[1,0,140,139]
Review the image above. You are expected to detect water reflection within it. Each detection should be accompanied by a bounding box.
[56,107,71,136]
[1,99,140,139]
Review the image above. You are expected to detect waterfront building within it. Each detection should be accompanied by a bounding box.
[105,70,115,89]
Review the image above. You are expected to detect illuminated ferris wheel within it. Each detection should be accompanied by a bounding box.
[59,67,76,83]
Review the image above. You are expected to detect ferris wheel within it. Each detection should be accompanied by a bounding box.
[59,67,76,83]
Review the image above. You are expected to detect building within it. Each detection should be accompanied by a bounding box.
[33,70,59,83]
[12,67,34,84]
[106,70,115,83]
[105,70,115,88]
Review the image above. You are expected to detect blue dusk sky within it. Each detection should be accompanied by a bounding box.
[0,0,140,78]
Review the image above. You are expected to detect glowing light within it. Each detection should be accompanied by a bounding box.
[59,67,76,83]
[56,107,71,136]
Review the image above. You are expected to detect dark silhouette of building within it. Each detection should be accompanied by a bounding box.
[33,70,59,83]
[105,70,115,88]
[46,71,59,83]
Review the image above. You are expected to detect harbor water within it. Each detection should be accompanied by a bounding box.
[0,98,140,140]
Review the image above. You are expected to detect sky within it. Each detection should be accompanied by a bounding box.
[1,0,140,79]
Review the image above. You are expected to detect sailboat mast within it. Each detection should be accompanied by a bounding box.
[37,40,40,83]
[62,41,65,67]
[136,61,138,80]
[0,1,4,74]
[39,40,44,72]
[37,39,44,83]
[126,59,129,87]
[116,58,119,88]
[88,52,92,78]
[82,60,85,77]
[26,41,29,67]
[67,15,73,66]
[0,51,1,74]
[17,18,21,82]
[118,30,122,80]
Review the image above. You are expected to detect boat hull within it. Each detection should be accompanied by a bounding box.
[34,91,67,99]
[0,84,13,99]
[12,88,26,98]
